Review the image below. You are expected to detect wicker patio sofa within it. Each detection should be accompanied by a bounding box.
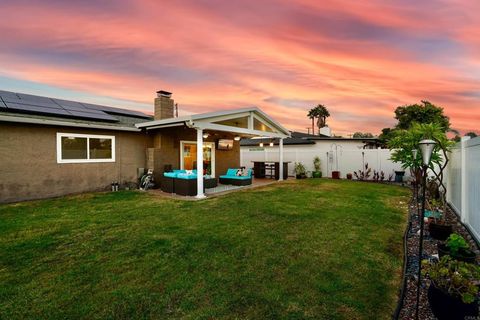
[219,168,252,186]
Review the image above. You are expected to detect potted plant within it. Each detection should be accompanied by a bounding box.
[331,171,340,179]
[428,195,453,241]
[423,256,480,320]
[438,233,476,263]
[312,156,322,178]
[346,173,352,180]
[294,162,307,179]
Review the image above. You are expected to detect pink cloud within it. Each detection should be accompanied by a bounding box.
[0,0,479,135]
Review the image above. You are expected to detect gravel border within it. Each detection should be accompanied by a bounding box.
[396,192,480,320]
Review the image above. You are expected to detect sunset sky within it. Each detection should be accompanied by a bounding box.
[0,0,479,135]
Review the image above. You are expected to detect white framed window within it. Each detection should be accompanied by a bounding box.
[56,133,115,163]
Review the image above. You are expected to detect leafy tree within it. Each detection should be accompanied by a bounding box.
[465,132,478,138]
[307,104,330,135]
[380,100,450,145]
[389,122,454,209]
[378,127,395,146]
[352,132,374,138]
[394,100,450,131]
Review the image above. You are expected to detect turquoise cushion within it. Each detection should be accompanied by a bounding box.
[163,172,177,178]
[227,175,251,180]
[173,170,186,174]
[226,168,239,176]
[222,168,252,179]
[176,173,197,180]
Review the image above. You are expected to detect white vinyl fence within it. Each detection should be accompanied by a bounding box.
[240,144,408,180]
[446,136,480,241]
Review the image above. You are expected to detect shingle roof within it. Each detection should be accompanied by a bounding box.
[240,131,380,146]
[240,131,316,146]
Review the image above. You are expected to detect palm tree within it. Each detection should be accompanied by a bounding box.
[307,108,317,135]
[307,104,330,135]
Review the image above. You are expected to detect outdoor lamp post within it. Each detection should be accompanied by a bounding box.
[415,139,436,319]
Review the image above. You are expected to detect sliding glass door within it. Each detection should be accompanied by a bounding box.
[180,141,215,176]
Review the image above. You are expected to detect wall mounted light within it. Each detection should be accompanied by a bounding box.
[234,136,241,141]
[269,142,274,147]
[203,133,209,139]
[259,142,264,147]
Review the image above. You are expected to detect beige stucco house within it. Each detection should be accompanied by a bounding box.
[0,90,289,203]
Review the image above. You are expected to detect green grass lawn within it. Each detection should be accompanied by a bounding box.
[0,179,409,320]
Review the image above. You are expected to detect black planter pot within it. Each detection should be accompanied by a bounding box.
[296,174,307,179]
[394,170,405,183]
[429,222,453,241]
[332,171,340,179]
[428,284,478,320]
[437,243,476,263]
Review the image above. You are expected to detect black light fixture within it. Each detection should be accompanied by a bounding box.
[415,139,436,320]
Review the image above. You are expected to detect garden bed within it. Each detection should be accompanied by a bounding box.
[397,194,480,319]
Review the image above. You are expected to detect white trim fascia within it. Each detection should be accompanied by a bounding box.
[135,107,291,136]
[204,111,251,124]
[0,115,140,132]
[56,132,116,164]
[144,122,185,130]
[135,109,256,128]
[193,121,288,138]
[136,117,191,128]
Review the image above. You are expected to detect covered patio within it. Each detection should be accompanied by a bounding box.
[136,107,290,198]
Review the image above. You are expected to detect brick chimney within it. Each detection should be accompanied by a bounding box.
[154,90,174,120]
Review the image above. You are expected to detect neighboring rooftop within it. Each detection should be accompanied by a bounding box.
[0,90,152,130]
[240,131,381,146]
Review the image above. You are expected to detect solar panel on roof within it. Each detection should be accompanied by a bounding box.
[17,93,55,104]
[60,104,106,114]
[66,110,118,121]
[53,98,85,109]
[0,90,146,122]
[82,102,149,118]
[5,102,71,116]
[3,96,63,109]
[0,90,21,100]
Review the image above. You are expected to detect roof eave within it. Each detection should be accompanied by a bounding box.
[0,114,141,132]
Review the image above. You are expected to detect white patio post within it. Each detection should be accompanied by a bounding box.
[279,138,284,181]
[196,128,205,198]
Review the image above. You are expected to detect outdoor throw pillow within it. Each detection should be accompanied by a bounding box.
[236,169,242,176]
[242,170,249,176]
[186,170,193,175]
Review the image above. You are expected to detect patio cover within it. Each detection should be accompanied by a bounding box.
[136,107,291,198]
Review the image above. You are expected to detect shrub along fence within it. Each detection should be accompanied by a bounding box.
[446,136,480,242]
